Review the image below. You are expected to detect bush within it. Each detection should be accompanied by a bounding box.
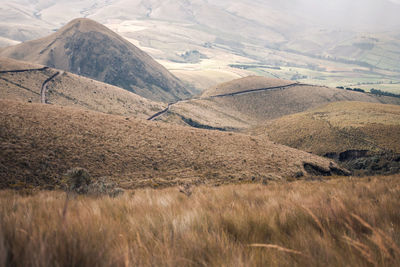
[64,168,92,194]
[370,89,400,98]
[64,168,124,197]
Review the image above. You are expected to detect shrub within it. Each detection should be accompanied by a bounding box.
[64,168,92,194]
[64,168,124,197]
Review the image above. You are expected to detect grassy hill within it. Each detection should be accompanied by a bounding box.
[250,101,400,175]
[0,18,191,102]
[252,101,400,154]
[0,57,165,119]
[158,76,400,131]
[0,100,349,189]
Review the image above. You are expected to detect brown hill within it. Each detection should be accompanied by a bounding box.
[0,18,191,102]
[0,100,348,189]
[0,57,165,119]
[157,76,400,131]
[250,101,400,175]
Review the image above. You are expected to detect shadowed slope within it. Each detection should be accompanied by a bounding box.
[0,18,191,102]
[0,100,348,189]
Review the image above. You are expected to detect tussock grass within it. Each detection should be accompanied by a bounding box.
[1,175,399,266]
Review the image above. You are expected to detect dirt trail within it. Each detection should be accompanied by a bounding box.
[147,103,173,121]
[41,71,63,104]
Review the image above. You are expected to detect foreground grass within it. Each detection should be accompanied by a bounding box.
[1,176,399,266]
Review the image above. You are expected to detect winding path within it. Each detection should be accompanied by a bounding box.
[147,103,173,121]
[41,71,63,104]
[0,67,62,103]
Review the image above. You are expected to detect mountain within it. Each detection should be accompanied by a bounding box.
[155,76,400,131]
[0,100,348,189]
[0,57,165,119]
[0,18,192,102]
[250,101,400,175]
[1,1,400,93]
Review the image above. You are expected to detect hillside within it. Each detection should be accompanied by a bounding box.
[157,76,400,131]
[0,18,192,102]
[250,101,400,175]
[0,100,349,189]
[0,57,165,119]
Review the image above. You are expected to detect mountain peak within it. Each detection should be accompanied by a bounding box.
[0,18,192,102]
[58,18,109,34]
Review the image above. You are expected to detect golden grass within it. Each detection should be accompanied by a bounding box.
[1,175,399,266]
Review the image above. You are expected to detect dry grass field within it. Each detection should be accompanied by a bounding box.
[252,102,400,155]
[0,100,347,190]
[1,175,399,266]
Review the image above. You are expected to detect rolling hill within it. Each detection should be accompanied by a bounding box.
[0,57,165,119]
[0,99,349,189]
[0,18,192,102]
[250,101,400,175]
[156,76,400,131]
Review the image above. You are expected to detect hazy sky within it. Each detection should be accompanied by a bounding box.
[2,0,400,32]
[287,0,400,30]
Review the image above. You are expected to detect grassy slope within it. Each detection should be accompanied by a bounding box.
[251,101,400,155]
[0,58,165,119]
[0,57,43,70]
[0,100,347,189]
[47,72,165,119]
[1,175,400,266]
[160,77,400,131]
